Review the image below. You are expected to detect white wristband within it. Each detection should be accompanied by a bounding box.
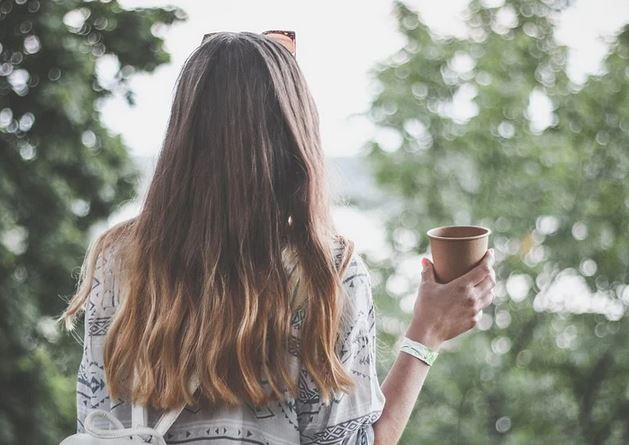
[399,336,439,366]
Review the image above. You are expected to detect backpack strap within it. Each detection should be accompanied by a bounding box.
[153,374,200,436]
[131,370,200,437]
[131,400,147,429]
[130,369,148,431]
[84,410,168,445]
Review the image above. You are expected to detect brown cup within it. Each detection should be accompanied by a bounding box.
[426,225,492,284]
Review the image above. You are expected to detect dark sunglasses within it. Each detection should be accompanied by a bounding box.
[201,30,297,57]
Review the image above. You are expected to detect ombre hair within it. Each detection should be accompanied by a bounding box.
[59,32,357,410]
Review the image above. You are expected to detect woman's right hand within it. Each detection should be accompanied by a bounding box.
[405,248,496,350]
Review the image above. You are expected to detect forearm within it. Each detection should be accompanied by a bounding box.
[372,321,442,445]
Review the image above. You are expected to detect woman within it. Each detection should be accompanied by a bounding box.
[59,31,495,445]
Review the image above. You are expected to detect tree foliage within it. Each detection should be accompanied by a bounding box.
[363,1,629,443]
[0,1,185,442]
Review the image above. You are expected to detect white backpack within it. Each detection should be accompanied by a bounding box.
[60,374,200,445]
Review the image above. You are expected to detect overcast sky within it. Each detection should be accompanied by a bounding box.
[96,0,629,161]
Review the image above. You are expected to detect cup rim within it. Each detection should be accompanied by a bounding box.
[426,225,492,241]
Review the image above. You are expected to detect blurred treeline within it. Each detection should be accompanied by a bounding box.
[364,1,629,444]
[1,0,628,444]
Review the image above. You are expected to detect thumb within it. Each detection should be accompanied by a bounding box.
[421,257,435,282]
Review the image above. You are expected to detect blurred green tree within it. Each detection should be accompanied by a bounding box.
[0,0,185,442]
[362,1,629,443]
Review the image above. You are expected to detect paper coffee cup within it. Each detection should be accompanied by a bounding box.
[426,225,491,284]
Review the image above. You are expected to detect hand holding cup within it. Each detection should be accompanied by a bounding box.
[406,249,496,350]
[406,225,496,350]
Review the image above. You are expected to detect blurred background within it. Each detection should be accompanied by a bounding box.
[1,0,629,443]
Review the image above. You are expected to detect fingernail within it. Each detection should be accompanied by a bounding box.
[421,257,429,268]
[489,248,495,256]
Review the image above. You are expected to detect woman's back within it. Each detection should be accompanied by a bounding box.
[76,235,385,444]
[64,29,499,445]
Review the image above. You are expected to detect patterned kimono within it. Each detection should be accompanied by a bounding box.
[76,236,386,444]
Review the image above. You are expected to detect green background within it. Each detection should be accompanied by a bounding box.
[1,0,627,443]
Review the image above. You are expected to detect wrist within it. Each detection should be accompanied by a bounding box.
[405,319,443,352]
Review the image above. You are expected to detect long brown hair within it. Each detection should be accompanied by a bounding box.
[58,31,356,409]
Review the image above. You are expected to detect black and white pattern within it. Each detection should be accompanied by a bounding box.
[76,236,385,444]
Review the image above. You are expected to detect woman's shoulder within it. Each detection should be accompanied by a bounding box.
[329,234,368,278]
[330,236,375,326]
[85,241,124,329]
[330,233,357,274]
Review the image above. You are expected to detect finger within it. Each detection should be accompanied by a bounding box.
[474,309,483,322]
[474,271,496,294]
[454,249,494,287]
[420,257,436,283]
[476,288,495,310]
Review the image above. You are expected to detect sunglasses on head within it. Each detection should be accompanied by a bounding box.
[201,30,297,57]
